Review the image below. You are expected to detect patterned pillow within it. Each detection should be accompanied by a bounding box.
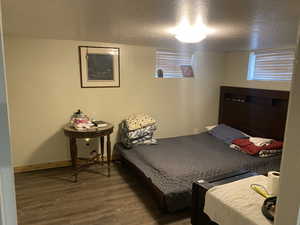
[125,113,156,131]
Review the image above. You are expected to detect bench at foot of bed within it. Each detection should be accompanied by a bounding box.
[191,170,257,225]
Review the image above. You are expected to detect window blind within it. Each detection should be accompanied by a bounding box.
[248,49,295,81]
[155,50,193,78]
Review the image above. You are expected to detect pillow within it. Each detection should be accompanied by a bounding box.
[208,124,248,144]
[205,125,217,131]
[125,113,156,131]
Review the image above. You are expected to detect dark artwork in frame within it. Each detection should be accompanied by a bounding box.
[79,46,120,88]
[87,54,114,81]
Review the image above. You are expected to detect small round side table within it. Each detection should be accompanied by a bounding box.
[63,123,114,182]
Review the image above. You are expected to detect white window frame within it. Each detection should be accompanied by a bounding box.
[247,52,256,80]
[247,49,295,81]
[155,50,194,78]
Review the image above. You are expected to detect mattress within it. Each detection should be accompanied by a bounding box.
[117,132,281,212]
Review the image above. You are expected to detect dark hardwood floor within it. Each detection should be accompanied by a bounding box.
[15,162,190,225]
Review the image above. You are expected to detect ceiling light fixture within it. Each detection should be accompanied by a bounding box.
[169,18,215,43]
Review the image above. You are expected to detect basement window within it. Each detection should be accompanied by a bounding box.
[247,49,295,81]
[155,50,194,78]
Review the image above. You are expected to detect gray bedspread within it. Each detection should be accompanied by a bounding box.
[117,132,281,212]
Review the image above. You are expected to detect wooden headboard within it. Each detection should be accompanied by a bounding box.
[219,86,289,140]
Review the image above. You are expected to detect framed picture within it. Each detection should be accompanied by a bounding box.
[79,46,120,88]
[180,65,194,77]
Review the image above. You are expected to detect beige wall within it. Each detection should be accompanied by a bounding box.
[4,36,224,167]
[222,51,291,91]
[275,40,300,225]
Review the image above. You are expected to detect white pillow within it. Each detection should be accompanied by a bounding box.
[205,125,217,131]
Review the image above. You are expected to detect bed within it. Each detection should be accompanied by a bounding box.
[117,86,289,212]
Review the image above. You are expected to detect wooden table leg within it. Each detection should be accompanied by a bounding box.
[107,134,111,177]
[69,137,78,182]
[100,136,104,164]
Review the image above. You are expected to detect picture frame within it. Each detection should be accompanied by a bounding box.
[180,65,194,77]
[78,46,120,88]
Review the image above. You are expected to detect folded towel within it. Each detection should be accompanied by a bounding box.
[232,138,283,155]
[125,113,156,131]
[249,137,272,147]
[229,144,242,151]
[258,149,282,158]
[230,143,282,158]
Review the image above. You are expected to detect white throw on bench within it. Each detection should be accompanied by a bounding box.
[204,175,272,225]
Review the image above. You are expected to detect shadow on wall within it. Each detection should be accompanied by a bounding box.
[26,126,70,166]
[25,123,123,167]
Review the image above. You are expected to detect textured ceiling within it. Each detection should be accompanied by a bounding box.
[2,0,300,51]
